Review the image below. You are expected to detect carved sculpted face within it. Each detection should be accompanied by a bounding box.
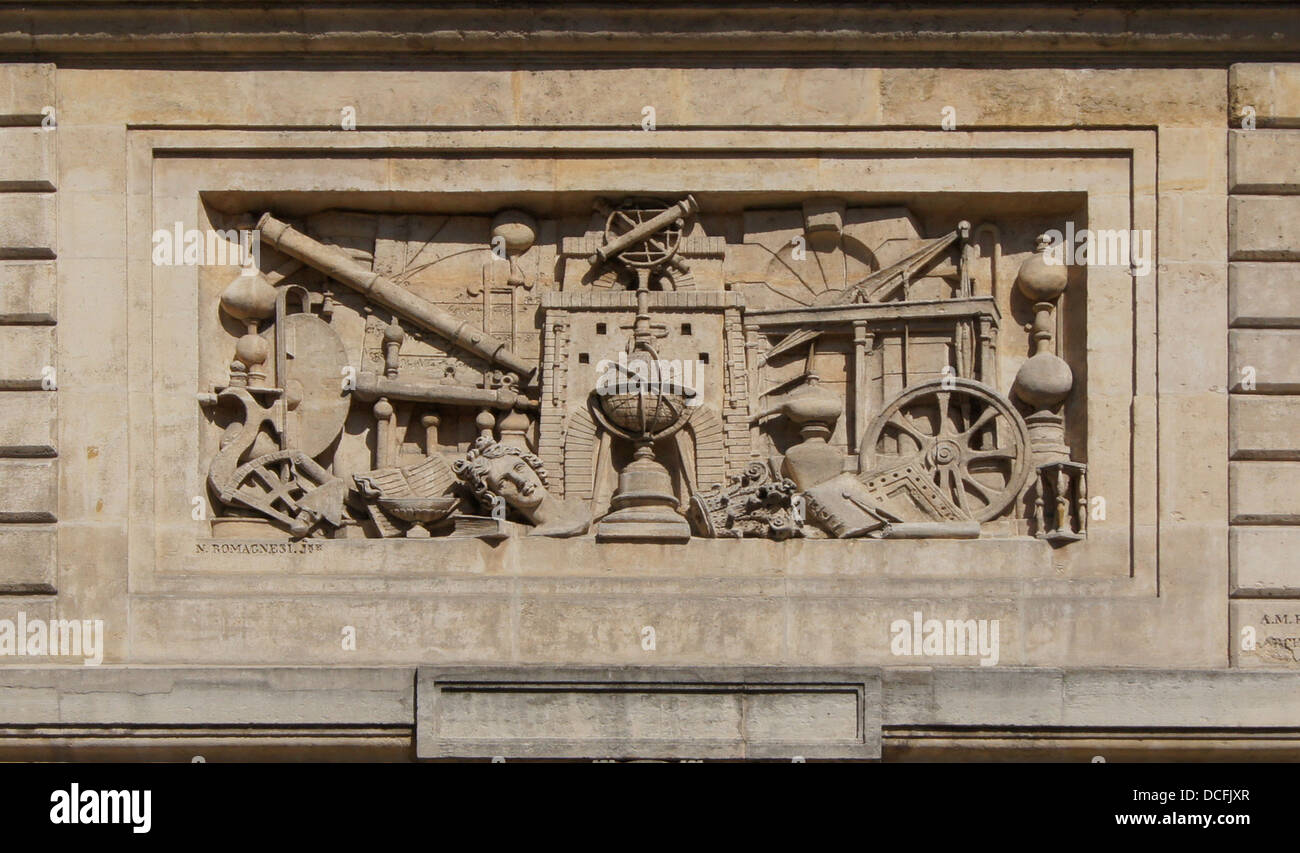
[453,436,550,516]
[482,452,546,512]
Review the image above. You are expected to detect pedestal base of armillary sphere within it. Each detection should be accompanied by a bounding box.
[596,443,691,543]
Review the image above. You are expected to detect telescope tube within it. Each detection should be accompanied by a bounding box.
[257,212,534,379]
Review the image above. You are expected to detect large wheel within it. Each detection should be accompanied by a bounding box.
[859,378,1031,522]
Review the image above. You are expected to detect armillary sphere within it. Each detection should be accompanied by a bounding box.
[859,378,1031,522]
[602,198,686,269]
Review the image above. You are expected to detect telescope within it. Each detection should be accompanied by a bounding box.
[258,212,535,380]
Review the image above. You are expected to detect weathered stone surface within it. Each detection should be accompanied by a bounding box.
[0,128,54,190]
[1231,63,1300,128]
[1230,130,1300,193]
[1232,526,1300,595]
[0,261,54,322]
[0,325,53,389]
[0,193,54,256]
[1230,395,1300,458]
[0,458,55,521]
[1233,602,1300,667]
[885,668,1300,727]
[0,62,53,120]
[1229,329,1300,392]
[1230,196,1300,261]
[0,524,55,592]
[416,667,881,760]
[1230,262,1300,327]
[1230,460,1300,523]
[0,391,55,456]
[0,4,1290,761]
[0,667,414,726]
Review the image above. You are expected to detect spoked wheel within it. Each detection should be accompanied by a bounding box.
[859,378,1031,522]
[602,198,685,269]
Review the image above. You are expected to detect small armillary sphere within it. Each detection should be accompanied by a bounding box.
[592,348,697,444]
[590,195,697,274]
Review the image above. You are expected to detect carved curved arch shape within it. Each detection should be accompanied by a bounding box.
[685,405,726,493]
[564,404,727,500]
[562,406,599,501]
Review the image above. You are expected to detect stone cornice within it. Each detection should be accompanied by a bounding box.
[1,2,1299,64]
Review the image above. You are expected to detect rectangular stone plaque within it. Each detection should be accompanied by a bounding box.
[416,667,881,760]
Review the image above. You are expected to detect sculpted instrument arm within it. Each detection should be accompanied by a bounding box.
[257,212,535,380]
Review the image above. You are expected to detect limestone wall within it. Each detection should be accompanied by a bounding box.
[1229,63,1300,666]
[0,4,1295,758]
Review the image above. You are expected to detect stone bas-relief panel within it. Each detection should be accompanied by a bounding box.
[196,196,1090,549]
[128,131,1164,667]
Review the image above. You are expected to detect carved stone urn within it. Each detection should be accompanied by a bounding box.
[776,375,844,490]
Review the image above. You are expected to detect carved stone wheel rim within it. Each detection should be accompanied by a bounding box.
[860,377,1032,522]
[603,199,684,269]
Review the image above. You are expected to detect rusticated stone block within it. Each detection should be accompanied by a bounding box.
[0,326,54,389]
[0,128,54,190]
[1231,63,1300,128]
[1232,526,1300,595]
[1229,329,1300,392]
[0,525,55,592]
[0,63,54,121]
[1231,196,1300,261]
[1230,262,1300,327]
[1230,395,1300,459]
[1230,130,1300,193]
[0,194,55,257]
[0,391,55,457]
[1230,460,1300,523]
[0,458,56,522]
[0,261,55,323]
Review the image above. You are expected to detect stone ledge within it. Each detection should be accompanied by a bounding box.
[3,6,1299,58]
[0,667,1294,759]
[0,666,416,726]
[882,668,1300,728]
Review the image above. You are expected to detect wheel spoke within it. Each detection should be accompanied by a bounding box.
[949,467,970,515]
[969,446,1017,462]
[960,473,995,503]
[936,391,951,436]
[887,414,929,449]
[960,406,997,440]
